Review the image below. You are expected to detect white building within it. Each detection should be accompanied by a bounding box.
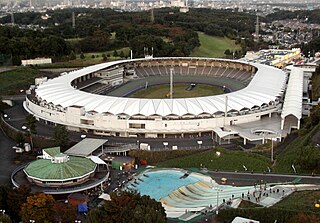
[23,57,308,143]
[21,58,52,66]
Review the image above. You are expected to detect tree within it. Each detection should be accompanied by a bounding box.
[113,50,118,57]
[7,186,31,223]
[288,212,320,223]
[119,51,125,58]
[54,124,69,150]
[0,213,12,223]
[87,191,166,223]
[102,53,107,61]
[53,202,77,223]
[20,193,55,223]
[25,114,37,134]
[15,132,25,147]
[80,53,85,59]
[69,50,76,60]
[0,185,10,211]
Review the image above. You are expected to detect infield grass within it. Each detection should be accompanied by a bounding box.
[129,83,224,99]
[191,32,241,58]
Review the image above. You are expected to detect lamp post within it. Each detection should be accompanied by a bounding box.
[271,137,277,162]
[214,187,222,215]
[22,125,33,149]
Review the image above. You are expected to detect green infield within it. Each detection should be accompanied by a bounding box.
[129,83,224,99]
[191,32,241,58]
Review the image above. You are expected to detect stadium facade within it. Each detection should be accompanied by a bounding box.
[24,57,290,139]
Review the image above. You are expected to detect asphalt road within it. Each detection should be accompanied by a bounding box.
[4,99,220,150]
[206,170,320,186]
[0,125,18,185]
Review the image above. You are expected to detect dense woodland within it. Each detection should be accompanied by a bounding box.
[266,9,320,23]
[0,8,257,65]
[0,8,320,65]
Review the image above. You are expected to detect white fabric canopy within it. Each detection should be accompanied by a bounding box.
[35,58,287,117]
[281,67,303,120]
[89,156,107,165]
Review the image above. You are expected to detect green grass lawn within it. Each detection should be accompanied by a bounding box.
[157,148,271,172]
[191,32,241,58]
[274,123,320,174]
[273,190,320,214]
[129,83,224,99]
[0,67,40,95]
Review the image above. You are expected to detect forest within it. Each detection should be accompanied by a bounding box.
[0,8,319,65]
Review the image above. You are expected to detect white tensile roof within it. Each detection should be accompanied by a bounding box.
[281,67,303,120]
[35,57,287,117]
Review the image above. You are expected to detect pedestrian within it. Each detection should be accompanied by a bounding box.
[242,193,244,198]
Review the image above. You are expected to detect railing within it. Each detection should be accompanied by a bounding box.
[11,163,28,188]
[43,172,109,195]
[151,145,212,151]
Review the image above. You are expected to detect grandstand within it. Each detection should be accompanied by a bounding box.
[24,57,309,144]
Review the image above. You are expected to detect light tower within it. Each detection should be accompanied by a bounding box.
[11,12,14,25]
[170,68,174,99]
[255,15,259,42]
[151,8,154,23]
[72,12,75,29]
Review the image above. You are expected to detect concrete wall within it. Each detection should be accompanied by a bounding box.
[26,97,277,137]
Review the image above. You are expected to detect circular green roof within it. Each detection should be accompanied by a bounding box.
[25,156,96,180]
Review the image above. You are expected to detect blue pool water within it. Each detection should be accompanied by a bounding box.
[128,170,201,200]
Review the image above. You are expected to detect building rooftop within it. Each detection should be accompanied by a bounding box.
[43,147,61,157]
[24,156,96,180]
[64,138,108,157]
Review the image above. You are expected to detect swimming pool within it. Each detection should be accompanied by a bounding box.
[127,168,256,219]
[127,169,204,200]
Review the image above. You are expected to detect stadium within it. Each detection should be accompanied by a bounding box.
[24,57,305,144]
